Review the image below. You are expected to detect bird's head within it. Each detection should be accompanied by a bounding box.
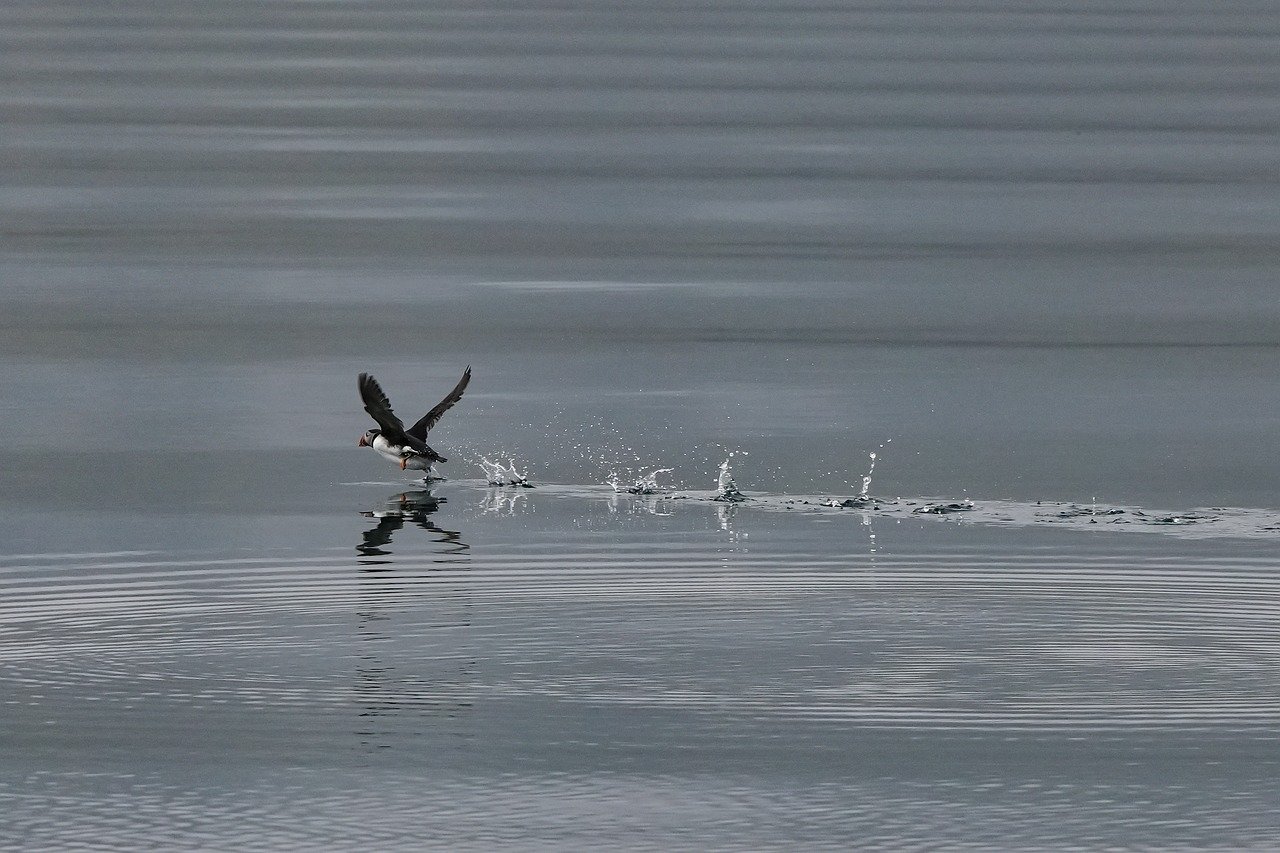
[358,428,380,448]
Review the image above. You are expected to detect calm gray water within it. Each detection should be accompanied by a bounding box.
[3,0,1280,848]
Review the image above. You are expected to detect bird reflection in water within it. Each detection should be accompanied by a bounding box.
[354,488,474,754]
[357,489,468,561]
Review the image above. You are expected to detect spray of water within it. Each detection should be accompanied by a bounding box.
[714,454,747,502]
[860,452,877,498]
[849,438,891,499]
[608,468,673,494]
[478,456,533,488]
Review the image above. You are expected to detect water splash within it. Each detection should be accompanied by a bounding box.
[860,452,877,498]
[713,456,747,502]
[608,468,673,495]
[852,438,891,499]
[478,456,534,488]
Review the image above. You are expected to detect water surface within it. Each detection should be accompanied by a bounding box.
[3,0,1280,848]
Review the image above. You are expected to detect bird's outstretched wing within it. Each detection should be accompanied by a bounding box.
[408,365,471,440]
[359,373,410,442]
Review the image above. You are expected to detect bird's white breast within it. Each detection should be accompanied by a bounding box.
[371,434,406,464]
[372,434,433,472]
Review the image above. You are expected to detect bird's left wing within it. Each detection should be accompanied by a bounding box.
[408,365,471,440]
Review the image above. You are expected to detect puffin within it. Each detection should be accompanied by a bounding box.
[358,367,471,473]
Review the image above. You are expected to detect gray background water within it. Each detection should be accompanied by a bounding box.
[3,0,1279,512]
[3,0,1280,848]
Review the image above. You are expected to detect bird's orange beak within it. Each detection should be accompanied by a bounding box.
[400,458,408,470]
[358,435,368,447]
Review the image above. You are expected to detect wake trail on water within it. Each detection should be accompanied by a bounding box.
[451,442,1280,540]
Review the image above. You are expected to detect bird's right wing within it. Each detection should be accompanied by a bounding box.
[408,365,471,440]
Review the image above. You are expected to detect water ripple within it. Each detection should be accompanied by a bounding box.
[3,537,1278,739]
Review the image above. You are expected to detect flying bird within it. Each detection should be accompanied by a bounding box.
[358,367,471,473]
